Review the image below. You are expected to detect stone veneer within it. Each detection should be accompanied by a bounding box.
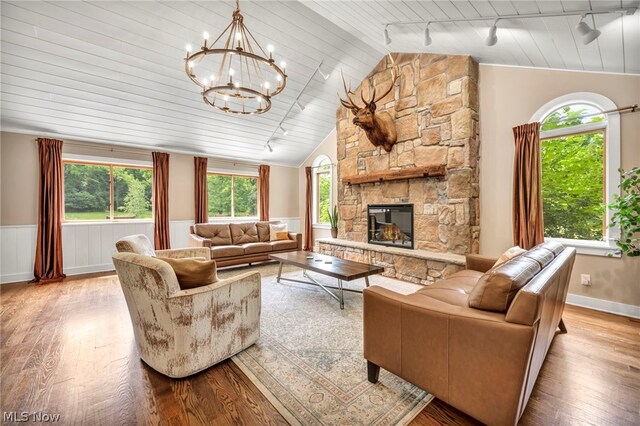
[317,238,466,285]
[336,53,480,256]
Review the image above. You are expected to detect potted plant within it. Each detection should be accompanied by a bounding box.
[608,167,640,257]
[328,205,339,238]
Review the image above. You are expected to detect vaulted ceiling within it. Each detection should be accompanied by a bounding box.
[1,1,638,167]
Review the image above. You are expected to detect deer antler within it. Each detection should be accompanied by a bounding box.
[371,53,398,104]
[338,69,361,112]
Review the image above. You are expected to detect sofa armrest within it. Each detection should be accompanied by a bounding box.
[363,285,535,426]
[465,254,497,272]
[189,234,212,248]
[289,232,302,250]
[156,247,211,260]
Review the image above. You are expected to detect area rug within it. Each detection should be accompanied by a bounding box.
[219,263,433,426]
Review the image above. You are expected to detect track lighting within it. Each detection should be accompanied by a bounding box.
[383,25,391,46]
[575,15,601,44]
[266,141,273,152]
[317,63,330,80]
[424,24,432,46]
[295,99,305,111]
[279,124,288,136]
[486,20,498,46]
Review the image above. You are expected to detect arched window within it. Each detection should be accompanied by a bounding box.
[312,155,333,226]
[530,92,620,255]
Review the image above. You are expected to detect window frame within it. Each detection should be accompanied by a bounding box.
[531,92,621,257]
[62,159,154,223]
[312,155,333,228]
[206,171,259,220]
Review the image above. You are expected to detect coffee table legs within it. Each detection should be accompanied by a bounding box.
[277,261,283,283]
[338,279,344,309]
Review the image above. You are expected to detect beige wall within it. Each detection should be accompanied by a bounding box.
[0,131,299,225]
[478,64,640,306]
[0,133,39,226]
[298,129,338,241]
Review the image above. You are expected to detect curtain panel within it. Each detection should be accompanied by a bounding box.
[259,165,270,221]
[152,152,171,250]
[32,138,66,283]
[512,122,544,250]
[194,157,208,224]
[304,166,313,251]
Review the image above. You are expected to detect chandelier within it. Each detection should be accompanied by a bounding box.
[183,0,287,115]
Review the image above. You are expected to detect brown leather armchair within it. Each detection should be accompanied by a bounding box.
[363,245,576,426]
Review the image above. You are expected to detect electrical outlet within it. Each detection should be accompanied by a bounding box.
[580,274,591,286]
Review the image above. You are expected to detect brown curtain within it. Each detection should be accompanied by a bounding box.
[194,157,208,224]
[259,165,270,221]
[152,152,171,250]
[304,166,313,251]
[32,138,66,283]
[513,122,544,249]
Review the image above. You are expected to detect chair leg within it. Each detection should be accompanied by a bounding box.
[558,318,568,334]
[367,360,380,383]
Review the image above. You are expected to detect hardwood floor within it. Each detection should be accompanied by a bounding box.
[1,273,638,425]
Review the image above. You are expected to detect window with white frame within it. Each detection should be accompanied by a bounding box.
[312,155,333,225]
[530,92,620,255]
[207,172,258,219]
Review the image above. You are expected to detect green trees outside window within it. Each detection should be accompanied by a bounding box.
[540,105,606,240]
[317,171,331,223]
[207,173,258,218]
[64,162,152,221]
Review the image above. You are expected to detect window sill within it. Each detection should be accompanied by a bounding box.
[313,223,331,230]
[63,219,154,225]
[207,217,260,223]
[544,237,621,258]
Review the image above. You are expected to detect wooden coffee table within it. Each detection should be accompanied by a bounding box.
[269,251,384,309]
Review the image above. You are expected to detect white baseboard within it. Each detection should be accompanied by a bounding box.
[0,272,34,284]
[64,263,115,276]
[566,293,640,319]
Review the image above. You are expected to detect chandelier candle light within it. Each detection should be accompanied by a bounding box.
[184,0,287,114]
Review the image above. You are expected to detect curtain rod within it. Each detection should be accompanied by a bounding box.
[548,103,638,124]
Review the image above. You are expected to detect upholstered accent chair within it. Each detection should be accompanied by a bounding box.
[113,235,261,378]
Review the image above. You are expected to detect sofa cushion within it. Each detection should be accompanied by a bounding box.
[522,246,555,268]
[269,223,288,241]
[230,223,259,244]
[469,256,541,312]
[156,257,218,290]
[210,245,245,259]
[256,221,272,242]
[415,270,483,307]
[493,246,526,267]
[539,240,564,256]
[270,239,298,251]
[241,242,272,255]
[194,224,232,246]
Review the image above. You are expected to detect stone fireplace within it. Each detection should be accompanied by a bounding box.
[318,53,480,284]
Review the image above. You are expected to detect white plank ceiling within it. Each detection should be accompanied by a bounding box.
[1,1,638,167]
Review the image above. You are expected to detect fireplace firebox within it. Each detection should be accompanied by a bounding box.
[367,204,414,249]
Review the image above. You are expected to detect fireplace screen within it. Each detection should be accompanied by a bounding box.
[367,204,414,249]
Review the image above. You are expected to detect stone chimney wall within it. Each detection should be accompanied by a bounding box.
[336,53,480,255]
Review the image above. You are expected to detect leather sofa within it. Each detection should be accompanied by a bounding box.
[189,221,302,267]
[363,241,576,426]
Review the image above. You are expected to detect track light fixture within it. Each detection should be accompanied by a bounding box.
[486,20,499,46]
[266,141,273,152]
[575,14,601,44]
[382,6,635,48]
[279,124,288,136]
[295,99,305,111]
[383,25,392,46]
[424,24,432,47]
[317,63,330,80]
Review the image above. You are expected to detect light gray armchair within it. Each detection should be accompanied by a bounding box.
[113,235,261,378]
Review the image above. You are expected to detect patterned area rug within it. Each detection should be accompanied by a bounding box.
[218,262,433,426]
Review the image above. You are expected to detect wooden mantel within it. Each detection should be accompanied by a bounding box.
[341,165,446,186]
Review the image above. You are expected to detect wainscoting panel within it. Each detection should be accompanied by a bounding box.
[1,217,301,284]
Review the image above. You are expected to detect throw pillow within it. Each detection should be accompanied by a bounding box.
[269,223,288,241]
[156,257,218,290]
[275,231,289,241]
[493,246,526,268]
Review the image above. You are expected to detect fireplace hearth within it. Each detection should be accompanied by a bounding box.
[367,204,413,249]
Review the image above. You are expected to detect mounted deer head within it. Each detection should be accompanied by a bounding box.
[339,54,398,152]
